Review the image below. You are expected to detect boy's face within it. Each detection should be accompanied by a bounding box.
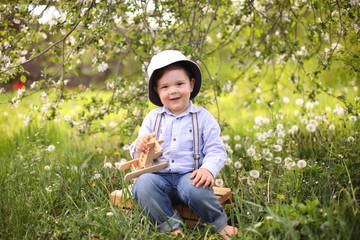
[154,68,195,115]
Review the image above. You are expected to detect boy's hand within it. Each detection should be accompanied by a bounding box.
[135,133,155,153]
[190,168,214,189]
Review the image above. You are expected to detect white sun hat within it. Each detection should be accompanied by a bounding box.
[147,50,202,107]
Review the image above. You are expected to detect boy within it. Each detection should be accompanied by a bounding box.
[130,50,238,238]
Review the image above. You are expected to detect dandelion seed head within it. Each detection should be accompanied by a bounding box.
[221,135,230,141]
[284,157,293,164]
[234,161,242,169]
[249,169,260,178]
[296,98,304,105]
[235,143,242,149]
[349,116,357,122]
[329,124,335,131]
[47,145,55,151]
[286,161,296,170]
[104,162,113,168]
[44,166,50,171]
[273,144,282,152]
[348,137,355,142]
[247,148,256,156]
[306,123,316,132]
[274,157,282,163]
[215,178,224,187]
[297,160,307,168]
[306,102,314,109]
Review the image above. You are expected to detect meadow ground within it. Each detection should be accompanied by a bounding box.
[0,90,359,239]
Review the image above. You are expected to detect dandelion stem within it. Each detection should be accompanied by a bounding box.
[267,173,271,203]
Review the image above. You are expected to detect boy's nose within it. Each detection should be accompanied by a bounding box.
[169,87,177,95]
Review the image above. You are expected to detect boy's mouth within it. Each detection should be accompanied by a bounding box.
[170,97,180,101]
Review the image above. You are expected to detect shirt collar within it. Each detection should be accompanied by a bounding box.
[160,101,201,117]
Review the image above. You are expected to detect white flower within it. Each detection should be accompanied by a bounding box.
[297,160,307,168]
[277,139,284,145]
[215,179,224,187]
[349,116,357,122]
[306,102,314,109]
[97,61,109,72]
[23,116,31,126]
[277,131,285,138]
[104,162,113,168]
[325,106,331,112]
[264,152,273,161]
[98,39,105,46]
[309,119,319,127]
[45,186,52,192]
[0,87,5,93]
[291,125,299,132]
[285,161,296,170]
[235,144,241,150]
[283,97,290,103]
[234,135,241,141]
[114,162,121,169]
[93,173,101,179]
[47,145,55,151]
[221,135,230,141]
[296,99,304,105]
[106,212,114,217]
[306,123,316,132]
[123,145,130,151]
[348,137,355,142]
[234,161,242,169]
[301,118,308,124]
[256,133,266,141]
[329,125,335,131]
[333,104,345,116]
[44,166,51,171]
[120,158,127,164]
[284,157,293,164]
[276,124,284,130]
[226,158,232,165]
[247,148,256,156]
[274,157,282,163]
[249,170,260,178]
[273,145,282,152]
[262,148,270,155]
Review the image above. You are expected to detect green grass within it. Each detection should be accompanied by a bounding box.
[0,88,359,239]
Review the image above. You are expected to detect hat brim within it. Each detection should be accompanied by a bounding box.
[148,60,202,107]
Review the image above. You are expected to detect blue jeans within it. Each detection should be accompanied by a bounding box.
[132,172,228,233]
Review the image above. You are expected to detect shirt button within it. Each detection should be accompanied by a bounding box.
[189,129,192,133]
[173,138,176,141]
[171,160,175,163]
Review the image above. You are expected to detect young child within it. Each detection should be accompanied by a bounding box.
[129,50,238,238]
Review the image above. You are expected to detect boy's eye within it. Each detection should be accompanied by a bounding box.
[161,86,167,89]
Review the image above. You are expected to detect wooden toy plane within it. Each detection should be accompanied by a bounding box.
[118,132,168,181]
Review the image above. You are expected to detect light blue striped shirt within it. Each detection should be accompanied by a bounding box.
[130,101,226,178]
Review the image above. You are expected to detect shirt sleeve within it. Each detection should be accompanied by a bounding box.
[199,111,227,178]
[129,111,155,159]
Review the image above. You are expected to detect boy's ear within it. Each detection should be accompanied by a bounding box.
[190,78,195,92]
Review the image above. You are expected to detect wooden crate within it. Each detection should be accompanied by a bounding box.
[110,186,233,225]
